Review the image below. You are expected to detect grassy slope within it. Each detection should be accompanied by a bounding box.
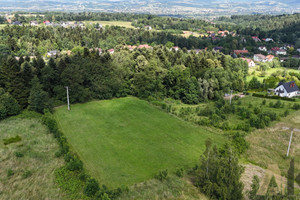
[247,66,299,82]
[245,109,300,174]
[54,97,224,188]
[244,110,300,195]
[116,175,208,200]
[0,117,66,200]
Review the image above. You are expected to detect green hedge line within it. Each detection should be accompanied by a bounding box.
[42,112,125,200]
[252,93,296,102]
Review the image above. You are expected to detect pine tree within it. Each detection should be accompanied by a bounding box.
[195,141,244,200]
[28,76,51,113]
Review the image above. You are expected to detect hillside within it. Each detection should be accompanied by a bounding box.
[54,97,225,188]
[0,116,66,199]
[1,0,299,16]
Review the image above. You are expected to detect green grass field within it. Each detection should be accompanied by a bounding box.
[0,116,66,199]
[247,66,299,82]
[84,21,135,29]
[54,97,224,188]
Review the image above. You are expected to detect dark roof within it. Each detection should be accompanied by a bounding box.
[276,81,299,93]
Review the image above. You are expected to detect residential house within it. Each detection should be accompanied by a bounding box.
[263,38,273,42]
[271,47,287,55]
[252,36,261,42]
[266,55,275,62]
[7,18,12,24]
[108,49,114,54]
[12,21,22,26]
[138,44,152,49]
[47,50,59,57]
[30,21,39,26]
[274,81,299,98]
[126,45,137,51]
[253,54,266,62]
[258,46,267,52]
[213,46,223,52]
[218,30,229,37]
[170,46,179,51]
[241,58,256,67]
[234,49,249,55]
[297,48,300,53]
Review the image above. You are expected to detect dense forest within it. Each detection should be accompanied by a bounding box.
[0,45,248,118]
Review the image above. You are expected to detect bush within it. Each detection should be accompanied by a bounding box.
[7,169,14,177]
[175,168,184,177]
[22,170,32,179]
[232,132,249,155]
[15,151,24,158]
[155,169,168,181]
[67,158,83,171]
[84,178,100,197]
[292,103,300,110]
[3,135,22,145]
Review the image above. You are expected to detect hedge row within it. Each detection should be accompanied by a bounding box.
[41,112,124,200]
[252,93,296,102]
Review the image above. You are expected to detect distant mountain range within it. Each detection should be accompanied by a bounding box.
[0,0,299,17]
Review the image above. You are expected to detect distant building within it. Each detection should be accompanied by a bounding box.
[12,21,22,26]
[213,46,223,52]
[234,49,249,55]
[271,47,287,55]
[218,30,229,37]
[125,45,137,51]
[30,21,39,26]
[170,46,179,51]
[258,46,267,52]
[263,38,273,42]
[138,44,152,49]
[254,54,266,62]
[47,50,59,57]
[266,55,275,62]
[274,81,299,98]
[252,36,261,42]
[108,49,114,54]
[241,58,255,67]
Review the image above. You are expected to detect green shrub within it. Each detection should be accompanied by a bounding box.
[292,103,300,110]
[3,135,22,145]
[155,169,168,181]
[15,151,24,158]
[175,168,184,177]
[7,169,14,177]
[84,178,100,197]
[22,170,32,179]
[67,158,83,171]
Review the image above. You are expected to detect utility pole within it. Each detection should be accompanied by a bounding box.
[229,90,233,105]
[287,129,294,157]
[65,86,70,111]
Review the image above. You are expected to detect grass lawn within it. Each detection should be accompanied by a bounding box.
[84,20,135,29]
[0,117,66,199]
[54,97,224,188]
[247,66,299,82]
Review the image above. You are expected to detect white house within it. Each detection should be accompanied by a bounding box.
[254,54,266,62]
[241,58,255,67]
[274,81,299,98]
[30,21,39,26]
[47,50,59,57]
[258,46,267,52]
